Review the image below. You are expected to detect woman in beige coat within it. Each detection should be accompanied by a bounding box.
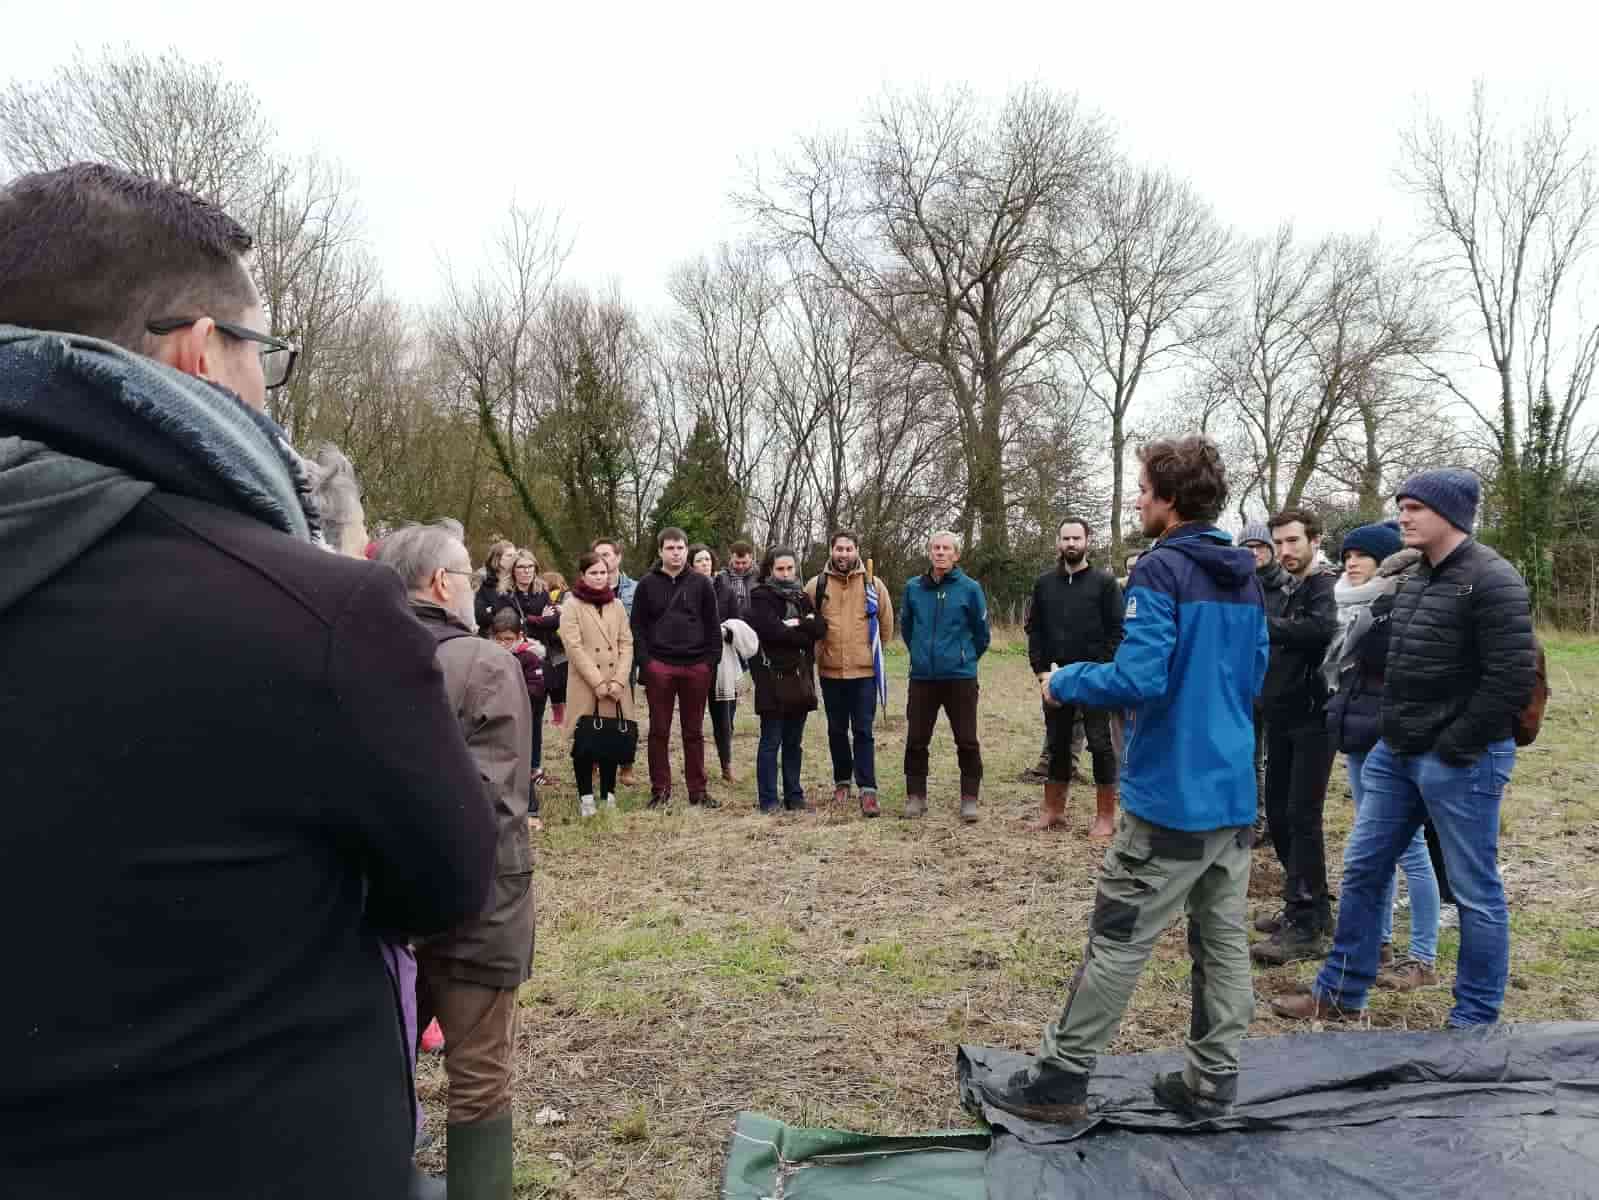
[561,551,635,816]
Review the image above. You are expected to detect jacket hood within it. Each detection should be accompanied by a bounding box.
[1157,524,1257,590]
[0,438,154,616]
[0,326,321,615]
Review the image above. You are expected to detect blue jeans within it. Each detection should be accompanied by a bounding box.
[1316,738,1515,1026]
[819,676,878,790]
[757,715,808,811]
[1346,750,1440,965]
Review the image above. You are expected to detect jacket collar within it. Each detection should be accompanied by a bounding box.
[409,599,475,637]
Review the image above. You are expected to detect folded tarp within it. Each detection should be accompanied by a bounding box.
[721,1113,987,1200]
[724,1023,1599,1199]
[959,1021,1599,1198]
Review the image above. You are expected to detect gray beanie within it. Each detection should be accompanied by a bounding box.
[1395,468,1480,535]
[1240,521,1273,551]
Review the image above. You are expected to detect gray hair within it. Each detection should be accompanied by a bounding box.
[429,516,466,538]
[928,529,962,554]
[376,522,468,592]
[305,443,363,551]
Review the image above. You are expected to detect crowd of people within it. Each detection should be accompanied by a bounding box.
[1,160,1547,1197]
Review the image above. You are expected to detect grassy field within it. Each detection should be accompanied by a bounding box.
[415,628,1599,1198]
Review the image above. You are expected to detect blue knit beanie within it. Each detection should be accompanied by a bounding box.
[1395,468,1480,535]
[1340,522,1403,564]
[1240,520,1273,550]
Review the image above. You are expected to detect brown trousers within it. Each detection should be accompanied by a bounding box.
[415,968,520,1124]
[904,677,982,797]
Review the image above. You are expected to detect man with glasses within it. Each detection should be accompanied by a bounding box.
[0,164,496,1198]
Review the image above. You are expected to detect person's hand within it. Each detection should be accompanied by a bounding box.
[784,617,800,627]
[542,605,557,618]
[1041,679,1063,708]
[1036,672,1051,684]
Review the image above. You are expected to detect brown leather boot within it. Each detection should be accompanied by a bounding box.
[1025,781,1070,832]
[1089,784,1117,841]
[1269,990,1360,1021]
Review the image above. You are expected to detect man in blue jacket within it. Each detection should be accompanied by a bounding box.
[900,530,990,822]
[989,435,1268,1124]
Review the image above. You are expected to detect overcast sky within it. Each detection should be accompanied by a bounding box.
[2,0,1595,313]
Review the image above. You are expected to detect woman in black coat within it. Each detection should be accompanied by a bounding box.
[1323,524,1439,987]
[503,550,561,786]
[746,547,824,813]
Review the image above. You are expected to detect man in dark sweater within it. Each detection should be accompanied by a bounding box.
[1252,508,1339,965]
[0,165,494,1199]
[631,526,722,808]
[1024,518,1124,837]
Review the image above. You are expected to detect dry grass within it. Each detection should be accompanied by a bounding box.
[414,628,1599,1198]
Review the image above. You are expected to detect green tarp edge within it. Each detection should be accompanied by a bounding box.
[721,1112,989,1200]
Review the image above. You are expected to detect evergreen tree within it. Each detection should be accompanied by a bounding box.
[648,416,743,551]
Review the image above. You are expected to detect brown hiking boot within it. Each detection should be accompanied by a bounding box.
[903,794,927,818]
[1379,941,1395,967]
[1269,991,1360,1022]
[1025,781,1070,832]
[833,783,851,807]
[619,765,637,788]
[1375,958,1438,991]
[859,789,880,818]
[721,765,737,784]
[1088,784,1117,841]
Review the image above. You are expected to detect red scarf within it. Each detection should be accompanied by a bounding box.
[572,579,615,607]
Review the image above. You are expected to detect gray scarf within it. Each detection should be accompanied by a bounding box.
[0,325,321,616]
[1320,548,1422,690]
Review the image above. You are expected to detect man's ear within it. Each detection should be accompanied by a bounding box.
[149,318,218,383]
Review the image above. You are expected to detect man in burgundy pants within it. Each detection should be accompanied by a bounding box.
[630,526,723,809]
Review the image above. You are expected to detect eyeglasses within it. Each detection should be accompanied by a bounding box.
[146,317,299,390]
[441,568,474,579]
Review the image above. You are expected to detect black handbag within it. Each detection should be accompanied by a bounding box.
[760,650,817,710]
[572,695,638,764]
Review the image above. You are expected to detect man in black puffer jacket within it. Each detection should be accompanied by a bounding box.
[1252,509,1339,965]
[1274,469,1535,1031]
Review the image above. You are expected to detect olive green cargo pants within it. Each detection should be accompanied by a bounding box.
[1039,812,1254,1104]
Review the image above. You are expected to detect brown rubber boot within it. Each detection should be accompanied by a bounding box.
[1025,781,1070,832]
[1088,784,1117,841]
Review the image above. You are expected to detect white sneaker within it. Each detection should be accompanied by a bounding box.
[604,793,617,811]
[579,794,597,818]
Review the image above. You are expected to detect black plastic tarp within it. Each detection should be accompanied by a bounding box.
[723,1024,1599,1199]
[958,1021,1599,1198]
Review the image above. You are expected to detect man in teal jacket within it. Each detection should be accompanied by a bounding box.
[987,435,1268,1126]
[900,530,990,823]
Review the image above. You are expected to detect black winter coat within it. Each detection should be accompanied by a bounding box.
[747,583,823,717]
[1326,593,1396,754]
[1257,560,1292,618]
[2,494,496,1200]
[1262,567,1337,728]
[1024,564,1123,674]
[1381,538,1536,762]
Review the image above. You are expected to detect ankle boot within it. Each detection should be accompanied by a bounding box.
[1026,781,1070,832]
[446,1113,513,1199]
[1089,784,1117,841]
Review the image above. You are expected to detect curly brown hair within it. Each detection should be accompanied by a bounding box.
[1138,435,1229,523]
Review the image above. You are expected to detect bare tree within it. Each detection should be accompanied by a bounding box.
[434,204,571,552]
[1401,82,1599,588]
[742,83,1110,561]
[0,45,271,212]
[1066,163,1233,561]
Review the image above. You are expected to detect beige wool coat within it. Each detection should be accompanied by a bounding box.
[560,594,635,726]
